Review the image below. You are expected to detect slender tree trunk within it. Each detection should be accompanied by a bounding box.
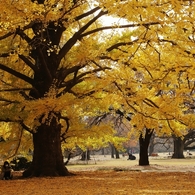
[172,137,184,159]
[101,148,105,155]
[81,149,90,161]
[139,129,154,166]
[111,144,115,158]
[23,117,69,177]
[115,147,120,159]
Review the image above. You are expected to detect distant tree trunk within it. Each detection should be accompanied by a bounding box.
[172,137,184,158]
[115,147,120,159]
[81,149,90,161]
[148,133,155,156]
[111,144,115,158]
[183,130,195,151]
[101,148,105,155]
[110,144,120,159]
[64,152,72,165]
[23,117,69,177]
[139,129,154,166]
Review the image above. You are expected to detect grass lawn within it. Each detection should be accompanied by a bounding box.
[66,154,195,172]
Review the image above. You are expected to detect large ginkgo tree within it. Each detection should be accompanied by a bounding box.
[1,0,195,176]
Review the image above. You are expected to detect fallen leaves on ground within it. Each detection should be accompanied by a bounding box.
[1,169,195,195]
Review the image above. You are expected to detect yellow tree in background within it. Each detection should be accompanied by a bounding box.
[104,1,195,165]
[0,0,195,175]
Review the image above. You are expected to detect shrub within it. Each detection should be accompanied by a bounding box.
[11,156,31,171]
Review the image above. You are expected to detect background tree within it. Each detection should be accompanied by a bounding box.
[184,130,195,151]
[148,134,172,156]
[86,112,129,159]
[172,136,185,159]
[172,129,195,158]
[102,1,195,165]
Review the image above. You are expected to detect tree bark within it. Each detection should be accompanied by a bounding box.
[81,149,90,161]
[111,144,115,158]
[23,117,70,177]
[148,133,155,156]
[115,147,120,159]
[101,148,105,155]
[172,137,184,159]
[139,129,154,166]
[21,16,68,177]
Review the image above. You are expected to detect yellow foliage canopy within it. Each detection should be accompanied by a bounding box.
[0,0,195,156]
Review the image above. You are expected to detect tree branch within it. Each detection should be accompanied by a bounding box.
[106,39,138,52]
[7,128,24,159]
[0,87,31,92]
[16,28,32,44]
[80,22,160,38]
[0,63,34,85]
[58,10,108,61]
[0,32,15,41]
[20,121,34,134]
[60,116,70,143]
[74,7,101,21]
[19,55,37,72]
[0,97,19,104]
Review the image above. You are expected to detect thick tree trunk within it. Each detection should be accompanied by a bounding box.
[148,133,155,156]
[172,137,184,159]
[139,129,154,166]
[23,118,70,177]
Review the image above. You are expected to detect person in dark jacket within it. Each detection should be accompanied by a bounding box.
[1,161,13,180]
[127,153,136,160]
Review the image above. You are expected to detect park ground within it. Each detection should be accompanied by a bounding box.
[1,154,195,195]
